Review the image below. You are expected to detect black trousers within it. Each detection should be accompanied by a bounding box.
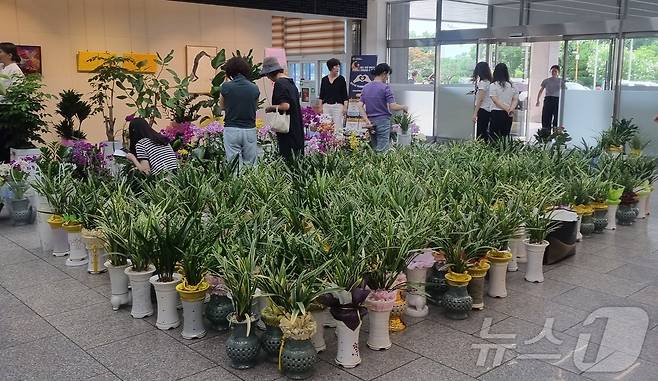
[490,110,512,139]
[476,108,491,141]
[542,96,559,133]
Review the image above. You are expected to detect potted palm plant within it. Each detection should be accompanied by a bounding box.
[436,234,479,320]
[124,207,158,318]
[391,113,416,146]
[523,209,559,283]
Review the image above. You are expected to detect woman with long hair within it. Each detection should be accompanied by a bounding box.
[359,63,407,151]
[488,63,518,139]
[471,61,493,141]
[125,118,178,175]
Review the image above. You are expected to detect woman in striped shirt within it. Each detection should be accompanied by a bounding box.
[125,118,179,176]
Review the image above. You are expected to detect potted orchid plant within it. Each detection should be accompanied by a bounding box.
[391,112,417,146]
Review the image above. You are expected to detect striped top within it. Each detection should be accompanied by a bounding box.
[135,138,178,175]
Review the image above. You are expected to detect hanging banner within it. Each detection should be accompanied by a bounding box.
[348,54,377,99]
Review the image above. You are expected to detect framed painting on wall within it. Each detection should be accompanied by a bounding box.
[186,45,218,94]
[16,45,42,75]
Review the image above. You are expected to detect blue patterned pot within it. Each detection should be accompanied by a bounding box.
[205,295,233,331]
[592,208,608,233]
[427,265,448,306]
[282,338,317,380]
[10,198,31,226]
[617,205,636,226]
[580,214,595,236]
[442,273,472,320]
[226,315,260,369]
[260,323,283,363]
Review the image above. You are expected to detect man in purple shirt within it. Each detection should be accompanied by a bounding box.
[360,63,409,151]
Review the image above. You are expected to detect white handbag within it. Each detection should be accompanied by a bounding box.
[268,106,290,134]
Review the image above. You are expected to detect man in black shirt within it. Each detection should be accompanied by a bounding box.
[319,58,349,132]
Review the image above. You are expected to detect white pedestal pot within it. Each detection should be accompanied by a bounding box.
[486,250,513,298]
[524,239,550,283]
[47,216,70,257]
[405,267,430,318]
[36,196,54,255]
[335,320,362,368]
[64,224,88,267]
[507,239,520,271]
[638,193,650,219]
[81,230,107,274]
[106,258,132,311]
[512,226,527,264]
[310,308,327,352]
[176,281,209,339]
[576,215,583,242]
[125,265,156,318]
[150,273,182,330]
[606,203,619,230]
[365,292,396,350]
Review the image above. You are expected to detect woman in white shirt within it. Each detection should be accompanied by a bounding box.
[471,62,494,141]
[0,42,24,97]
[489,63,518,139]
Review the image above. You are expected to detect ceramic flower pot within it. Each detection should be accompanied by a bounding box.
[335,320,362,368]
[125,265,156,318]
[442,271,472,320]
[206,294,234,331]
[322,308,337,328]
[226,314,260,369]
[524,239,549,283]
[63,223,88,267]
[47,216,70,257]
[389,290,407,332]
[310,308,327,352]
[81,230,107,274]
[486,250,512,298]
[592,206,608,233]
[260,307,283,363]
[282,338,318,380]
[426,265,448,306]
[580,213,595,236]
[105,258,131,311]
[638,193,650,219]
[398,132,412,146]
[405,267,430,318]
[617,204,636,226]
[176,281,209,339]
[511,226,527,263]
[365,292,395,350]
[575,215,583,242]
[36,197,53,255]
[467,261,491,309]
[150,273,182,330]
[10,198,31,226]
[606,203,619,230]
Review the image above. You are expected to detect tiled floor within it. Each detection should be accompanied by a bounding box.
[1,206,658,381]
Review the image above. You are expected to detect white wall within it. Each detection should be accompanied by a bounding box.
[0,0,273,143]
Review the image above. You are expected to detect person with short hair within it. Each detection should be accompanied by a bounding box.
[489,63,518,139]
[536,65,565,136]
[262,57,304,160]
[359,63,408,152]
[125,118,179,176]
[319,58,348,131]
[219,56,260,167]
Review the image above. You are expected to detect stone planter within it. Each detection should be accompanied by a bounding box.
[206,294,234,331]
[592,205,608,233]
[260,308,283,363]
[226,314,260,369]
[365,292,395,350]
[467,261,491,309]
[442,271,473,320]
[282,339,317,380]
[63,223,88,267]
[335,320,362,368]
[397,132,412,146]
[524,239,550,283]
[389,290,407,332]
[405,267,430,318]
[638,192,650,219]
[426,265,448,305]
[176,281,209,339]
[310,308,327,352]
[81,230,107,274]
[47,215,70,257]
[486,250,513,298]
[606,202,619,230]
[617,204,636,226]
[150,273,182,330]
[10,198,31,226]
[580,212,595,236]
[106,258,131,311]
[125,265,156,318]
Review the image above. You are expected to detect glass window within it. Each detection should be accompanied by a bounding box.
[302,63,316,81]
[441,0,488,31]
[439,44,477,85]
[561,40,613,90]
[390,0,437,40]
[288,63,301,88]
[528,0,622,24]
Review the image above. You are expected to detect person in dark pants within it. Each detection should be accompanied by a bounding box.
[262,57,304,160]
[471,61,494,141]
[536,65,565,137]
[489,63,518,139]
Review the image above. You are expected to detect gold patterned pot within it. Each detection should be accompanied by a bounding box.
[389,290,407,332]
